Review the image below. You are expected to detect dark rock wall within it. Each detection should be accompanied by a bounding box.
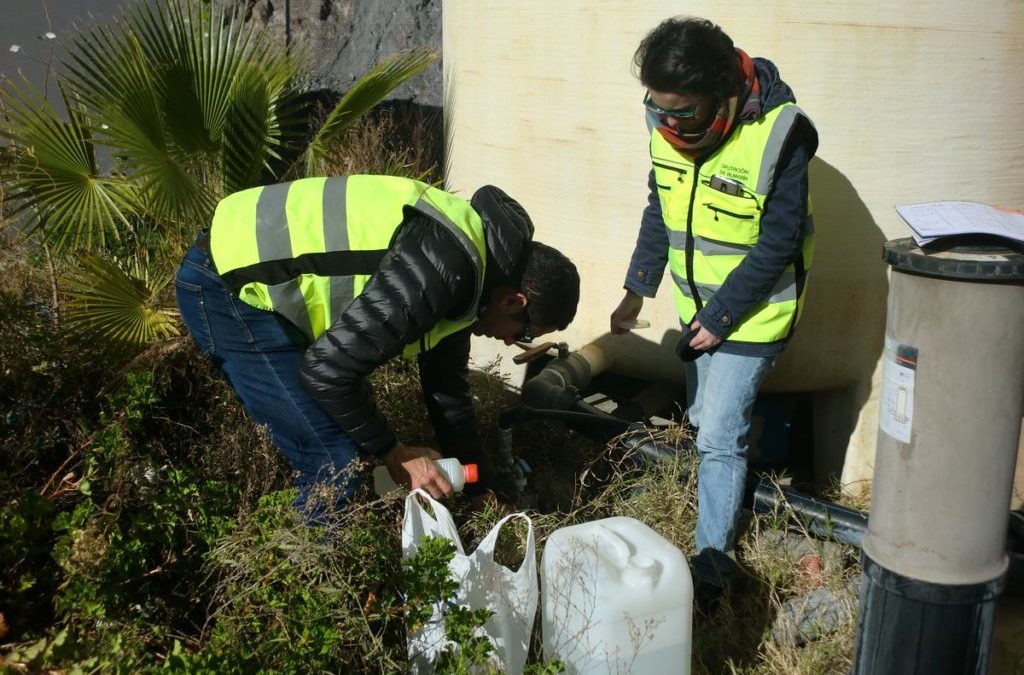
[235,0,442,106]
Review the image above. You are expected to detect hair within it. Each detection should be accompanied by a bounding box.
[519,242,580,330]
[633,17,740,102]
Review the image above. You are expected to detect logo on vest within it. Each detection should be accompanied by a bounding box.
[718,165,750,183]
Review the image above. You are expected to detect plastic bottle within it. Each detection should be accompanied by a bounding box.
[541,516,693,674]
[373,458,479,496]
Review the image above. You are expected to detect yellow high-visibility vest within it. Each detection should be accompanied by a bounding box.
[209,175,487,358]
[651,103,815,344]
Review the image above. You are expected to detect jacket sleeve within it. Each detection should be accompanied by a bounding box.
[417,326,481,465]
[299,215,476,457]
[623,169,670,298]
[695,125,813,338]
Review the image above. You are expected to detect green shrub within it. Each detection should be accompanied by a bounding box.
[2,370,241,671]
[163,490,407,673]
[0,493,59,641]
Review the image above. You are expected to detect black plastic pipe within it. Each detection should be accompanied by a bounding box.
[514,350,873,549]
[616,431,870,547]
[747,481,869,548]
[497,405,631,437]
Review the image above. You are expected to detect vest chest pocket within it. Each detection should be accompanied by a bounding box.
[652,162,692,231]
[653,161,689,192]
[694,186,761,246]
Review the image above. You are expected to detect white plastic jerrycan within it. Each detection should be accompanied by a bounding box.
[541,516,692,674]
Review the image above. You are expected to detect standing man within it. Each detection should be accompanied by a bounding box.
[610,17,818,612]
[177,175,579,521]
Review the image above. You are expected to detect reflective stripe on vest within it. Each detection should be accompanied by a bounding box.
[209,175,487,355]
[651,103,815,344]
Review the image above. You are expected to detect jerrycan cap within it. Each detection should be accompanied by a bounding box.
[463,463,479,484]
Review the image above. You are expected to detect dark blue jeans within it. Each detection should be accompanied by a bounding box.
[175,234,359,520]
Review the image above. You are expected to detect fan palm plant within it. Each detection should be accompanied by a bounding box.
[0,0,436,354]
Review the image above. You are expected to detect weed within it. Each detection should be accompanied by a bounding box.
[314,102,445,184]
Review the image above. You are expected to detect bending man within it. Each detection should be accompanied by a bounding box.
[177,175,580,519]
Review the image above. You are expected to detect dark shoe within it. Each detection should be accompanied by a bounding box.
[694,579,725,618]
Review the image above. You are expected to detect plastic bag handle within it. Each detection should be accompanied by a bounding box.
[406,488,446,519]
[475,513,536,573]
[403,488,464,556]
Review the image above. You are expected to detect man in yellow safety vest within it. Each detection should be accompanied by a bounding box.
[176,176,579,520]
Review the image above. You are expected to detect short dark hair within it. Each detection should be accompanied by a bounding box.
[634,17,740,102]
[519,242,579,330]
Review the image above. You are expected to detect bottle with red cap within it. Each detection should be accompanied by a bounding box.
[372,458,479,496]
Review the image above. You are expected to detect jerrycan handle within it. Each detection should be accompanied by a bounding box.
[594,524,661,587]
[594,524,632,560]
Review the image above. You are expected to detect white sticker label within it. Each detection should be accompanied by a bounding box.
[879,336,917,444]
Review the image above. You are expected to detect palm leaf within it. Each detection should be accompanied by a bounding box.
[133,0,303,196]
[62,252,179,348]
[221,60,300,194]
[301,47,437,176]
[0,79,137,251]
[61,0,303,224]
[442,63,458,189]
[62,5,212,226]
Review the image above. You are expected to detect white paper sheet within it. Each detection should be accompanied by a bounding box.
[895,201,1024,246]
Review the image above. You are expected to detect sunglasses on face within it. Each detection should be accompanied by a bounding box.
[643,91,698,119]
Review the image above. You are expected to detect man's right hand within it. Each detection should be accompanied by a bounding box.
[383,443,453,499]
[610,291,644,334]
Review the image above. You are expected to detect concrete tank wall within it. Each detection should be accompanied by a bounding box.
[443,1,1024,493]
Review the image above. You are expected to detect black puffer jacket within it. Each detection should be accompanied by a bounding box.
[299,186,533,460]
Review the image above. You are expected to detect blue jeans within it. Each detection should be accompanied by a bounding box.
[686,350,775,585]
[175,234,360,520]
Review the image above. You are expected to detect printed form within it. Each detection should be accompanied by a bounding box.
[896,201,1024,247]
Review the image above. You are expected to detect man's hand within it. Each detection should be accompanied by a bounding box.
[610,291,644,334]
[383,443,452,499]
[688,319,723,351]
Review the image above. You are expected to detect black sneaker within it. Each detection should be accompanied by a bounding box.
[694,579,725,618]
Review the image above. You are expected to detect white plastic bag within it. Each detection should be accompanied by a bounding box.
[402,488,538,674]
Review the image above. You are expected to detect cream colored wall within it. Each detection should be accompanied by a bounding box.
[443,2,1024,492]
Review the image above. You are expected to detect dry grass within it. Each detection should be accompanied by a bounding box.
[313,102,444,183]
[0,223,51,301]
[439,393,863,674]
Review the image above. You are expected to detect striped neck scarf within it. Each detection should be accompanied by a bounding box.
[653,49,760,160]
